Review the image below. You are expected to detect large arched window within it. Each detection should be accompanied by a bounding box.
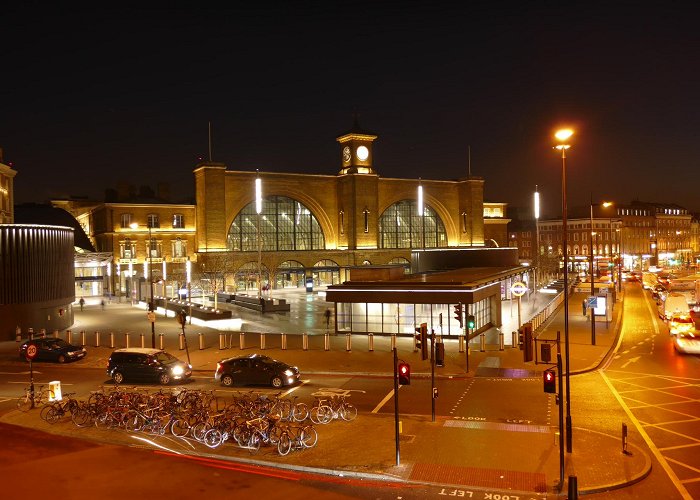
[228,196,325,251]
[379,200,447,249]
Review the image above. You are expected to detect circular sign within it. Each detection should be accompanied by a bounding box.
[511,281,528,297]
[26,343,38,360]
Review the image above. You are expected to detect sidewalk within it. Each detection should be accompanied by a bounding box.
[0,285,651,496]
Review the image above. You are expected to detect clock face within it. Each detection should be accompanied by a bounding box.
[342,146,351,163]
[356,145,369,161]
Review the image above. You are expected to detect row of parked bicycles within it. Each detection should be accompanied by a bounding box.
[21,384,357,457]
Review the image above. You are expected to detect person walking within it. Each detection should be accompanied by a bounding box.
[78,297,85,311]
[324,308,332,330]
[100,299,106,311]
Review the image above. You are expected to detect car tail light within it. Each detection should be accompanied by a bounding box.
[216,362,223,374]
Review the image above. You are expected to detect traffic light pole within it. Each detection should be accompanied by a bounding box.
[393,347,400,466]
[557,350,565,489]
[431,329,436,422]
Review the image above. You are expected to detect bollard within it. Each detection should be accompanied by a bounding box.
[109,332,114,348]
[239,332,245,350]
[302,332,308,351]
[15,326,22,342]
[622,423,630,455]
[53,330,59,339]
[179,333,184,350]
[199,332,204,350]
[512,330,518,348]
[480,333,485,352]
[40,328,46,338]
[368,332,374,351]
[66,330,72,344]
[459,335,465,353]
[324,332,330,351]
[159,333,165,350]
[345,332,352,351]
[125,333,130,348]
[260,332,266,350]
[499,331,504,351]
[281,333,287,350]
[95,331,100,347]
[80,330,86,347]
[219,332,226,350]
[140,333,145,348]
[568,475,578,500]
[390,333,396,351]
[28,327,34,340]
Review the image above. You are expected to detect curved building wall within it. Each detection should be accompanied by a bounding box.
[0,225,75,340]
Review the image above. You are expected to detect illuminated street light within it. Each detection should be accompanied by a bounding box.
[534,186,540,291]
[256,172,263,300]
[554,127,573,453]
[417,182,425,250]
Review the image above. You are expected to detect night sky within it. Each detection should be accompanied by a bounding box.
[3,3,699,216]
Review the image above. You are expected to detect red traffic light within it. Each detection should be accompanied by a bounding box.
[398,362,411,385]
[453,303,463,327]
[543,368,556,393]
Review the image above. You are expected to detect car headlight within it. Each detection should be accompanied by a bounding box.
[171,365,184,376]
[284,369,294,376]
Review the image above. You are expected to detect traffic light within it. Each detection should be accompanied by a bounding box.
[466,314,476,330]
[543,368,556,393]
[414,323,428,360]
[453,303,463,328]
[398,362,411,385]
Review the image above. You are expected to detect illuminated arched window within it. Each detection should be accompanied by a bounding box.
[379,200,447,249]
[228,196,325,251]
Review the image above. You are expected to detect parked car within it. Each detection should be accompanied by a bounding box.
[214,353,300,388]
[674,332,700,355]
[19,338,87,363]
[107,348,192,385]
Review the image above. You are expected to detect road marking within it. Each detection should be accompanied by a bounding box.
[372,387,399,413]
[620,356,640,369]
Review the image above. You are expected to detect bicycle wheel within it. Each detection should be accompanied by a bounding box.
[42,405,61,424]
[341,403,358,421]
[300,425,318,448]
[310,405,333,424]
[124,411,144,432]
[292,402,309,422]
[16,395,32,412]
[277,432,292,456]
[204,428,224,449]
[191,422,210,442]
[247,430,262,454]
[170,418,190,437]
[71,407,92,427]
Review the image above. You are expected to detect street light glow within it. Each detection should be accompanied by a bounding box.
[255,177,262,214]
[417,184,423,216]
[534,190,540,219]
[555,128,574,142]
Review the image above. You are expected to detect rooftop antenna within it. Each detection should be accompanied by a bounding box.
[208,121,213,162]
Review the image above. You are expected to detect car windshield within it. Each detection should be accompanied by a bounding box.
[154,352,177,363]
[50,339,70,348]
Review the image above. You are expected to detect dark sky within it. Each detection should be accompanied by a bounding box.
[3,2,699,216]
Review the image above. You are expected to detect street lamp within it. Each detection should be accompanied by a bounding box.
[534,186,540,292]
[417,181,425,250]
[131,221,156,348]
[255,173,263,300]
[554,127,573,453]
[589,197,612,346]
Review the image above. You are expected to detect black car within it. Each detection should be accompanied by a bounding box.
[214,354,300,388]
[19,338,87,363]
[107,348,192,385]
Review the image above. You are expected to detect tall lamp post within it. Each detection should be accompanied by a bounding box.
[555,128,573,453]
[534,186,540,293]
[589,197,612,346]
[131,222,156,348]
[418,181,425,250]
[255,173,263,300]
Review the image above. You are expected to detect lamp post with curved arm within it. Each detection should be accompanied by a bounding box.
[589,196,613,346]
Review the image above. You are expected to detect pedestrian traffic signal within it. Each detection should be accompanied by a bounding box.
[466,314,476,329]
[398,362,411,385]
[414,323,428,360]
[453,303,463,328]
[543,368,556,393]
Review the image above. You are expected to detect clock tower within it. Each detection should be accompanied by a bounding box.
[336,115,378,175]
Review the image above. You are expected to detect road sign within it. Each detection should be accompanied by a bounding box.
[511,281,527,297]
[26,343,38,360]
[587,296,597,308]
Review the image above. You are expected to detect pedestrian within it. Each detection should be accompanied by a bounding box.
[101,299,106,310]
[79,297,85,311]
[324,308,331,330]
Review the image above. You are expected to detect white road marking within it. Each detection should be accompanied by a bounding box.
[372,387,398,413]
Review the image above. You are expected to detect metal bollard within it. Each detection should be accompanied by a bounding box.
[80,330,86,346]
[110,332,114,348]
[499,331,504,351]
[28,327,34,340]
[260,332,266,350]
[480,333,485,352]
[179,333,184,350]
[345,332,352,351]
[324,332,330,351]
[53,330,59,338]
[125,333,130,348]
[219,332,226,350]
[368,332,374,351]
[95,331,100,347]
[239,332,245,350]
[66,330,72,344]
[512,331,518,348]
[302,332,308,351]
[281,333,287,350]
[390,333,396,351]
[199,332,204,350]
[140,333,145,348]
[459,335,465,353]
[159,333,165,350]
[568,475,578,500]
[15,326,22,342]
[40,328,46,338]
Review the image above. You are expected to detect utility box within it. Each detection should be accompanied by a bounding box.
[48,380,62,401]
